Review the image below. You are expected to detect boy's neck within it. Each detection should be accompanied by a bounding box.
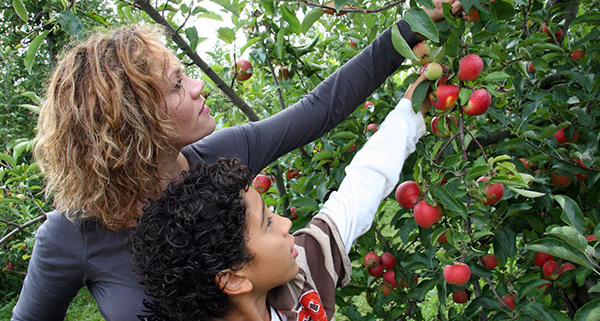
[223,292,271,321]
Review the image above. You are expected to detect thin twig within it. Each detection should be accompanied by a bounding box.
[266,57,287,110]
[433,132,460,164]
[296,0,406,14]
[464,126,488,162]
[0,215,46,245]
[373,226,393,250]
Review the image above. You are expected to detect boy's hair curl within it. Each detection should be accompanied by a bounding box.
[130,158,254,321]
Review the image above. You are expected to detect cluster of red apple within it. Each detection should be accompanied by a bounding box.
[526,23,585,73]
[232,59,290,82]
[394,176,504,230]
[363,251,409,295]
[534,252,576,282]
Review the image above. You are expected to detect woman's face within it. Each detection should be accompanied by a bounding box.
[165,60,215,147]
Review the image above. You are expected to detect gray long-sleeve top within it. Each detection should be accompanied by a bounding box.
[11,20,419,321]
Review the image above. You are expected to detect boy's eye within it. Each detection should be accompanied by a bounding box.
[173,77,182,90]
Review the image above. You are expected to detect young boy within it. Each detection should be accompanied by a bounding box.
[130,75,429,321]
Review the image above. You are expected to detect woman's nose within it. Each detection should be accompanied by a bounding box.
[189,78,205,98]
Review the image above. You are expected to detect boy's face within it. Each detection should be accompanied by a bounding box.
[240,187,299,293]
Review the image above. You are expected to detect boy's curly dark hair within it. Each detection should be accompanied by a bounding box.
[130,158,255,321]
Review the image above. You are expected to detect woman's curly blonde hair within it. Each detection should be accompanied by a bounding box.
[34,24,181,230]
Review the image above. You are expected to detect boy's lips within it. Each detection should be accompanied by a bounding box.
[291,247,298,258]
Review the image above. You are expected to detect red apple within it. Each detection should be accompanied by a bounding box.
[323,1,350,16]
[570,50,585,60]
[368,263,384,277]
[561,262,576,272]
[431,114,458,138]
[233,59,253,81]
[542,260,562,280]
[380,252,396,270]
[501,292,516,310]
[362,101,374,109]
[412,42,431,66]
[413,200,442,228]
[482,254,498,269]
[438,230,448,244]
[347,145,358,152]
[379,283,393,295]
[573,158,588,181]
[463,89,491,116]
[286,168,300,180]
[553,126,579,145]
[365,123,378,133]
[476,177,505,205]
[290,206,298,220]
[534,252,554,267]
[349,39,357,49]
[520,158,531,170]
[429,84,460,111]
[383,270,398,287]
[364,251,380,268]
[253,174,271,193]
[275,66,290,81]
[586,235,597,242]
[444,262,471,285]
[527,61,535,73]
[551,171,572,188]
[541,24,563,43]
[452,289,470,303]
[458,54,484,81]
[395,181,421,209]
[466,9,481,22]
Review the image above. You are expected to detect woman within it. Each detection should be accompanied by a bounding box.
[12,3,457,320]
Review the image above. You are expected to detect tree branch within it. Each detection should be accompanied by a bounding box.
[0,214,46,245]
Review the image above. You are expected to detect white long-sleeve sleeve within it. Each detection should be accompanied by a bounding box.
[319,98,426,253]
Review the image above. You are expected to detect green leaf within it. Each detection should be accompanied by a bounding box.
[216,27,235,44]
[0,153,16,168]
[430,185,467,217]
[18,104,40,114]
[588,282,600,293]
[547,226,588,252]
[391,24,419,61]
[460,0,478,12]
[527,238,595,271]
[459,88,472,106]
[56,11,83,36]
[25,30,50,72]
[522,301,558,321]
[301,7,324,34]
[412,81,431,113]
[552,195,586,234]
[415,0,435,11]
[281,5,301,35]
[185,27,200,51]
[330,131,358,140]
[573,297,600,321]
[506,186,544,198]
[484,72,509,82]
[240,36,264,56]
[404,8,439,43]
[12,0,28,22]
[539,124,559,139]
[209,0,240,16]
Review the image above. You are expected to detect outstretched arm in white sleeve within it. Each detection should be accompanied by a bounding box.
[320,74,429,253]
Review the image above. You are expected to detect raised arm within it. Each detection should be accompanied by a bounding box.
[319,76,428,252]
[183,20,420,174]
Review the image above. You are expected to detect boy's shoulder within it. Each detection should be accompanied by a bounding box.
[267,213,351,320]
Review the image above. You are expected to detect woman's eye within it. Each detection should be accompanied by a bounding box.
[267,217,273,227]
[174,77,183,90]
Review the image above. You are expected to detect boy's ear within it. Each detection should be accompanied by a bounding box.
[216,269,253,296]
